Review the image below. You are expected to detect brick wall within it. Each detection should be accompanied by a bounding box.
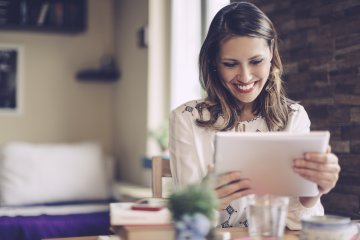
[235,0,360,218]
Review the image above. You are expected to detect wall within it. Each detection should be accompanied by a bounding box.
[0,0,116,154]
[114,0,150,185]
[243,0,360,218]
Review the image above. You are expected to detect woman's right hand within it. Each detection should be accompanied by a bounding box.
[215,171,254,209]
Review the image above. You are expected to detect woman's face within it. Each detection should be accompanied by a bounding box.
[217,36,272,107]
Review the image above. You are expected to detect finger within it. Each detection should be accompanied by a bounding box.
[293,167,339,184]
[216,179,252,199]
[305,174,336,187]
[326,145,331,154]
[293,159,340,173]
[300,152,339,164]
[303,176,337,194]
[216,171,242,188]
[219,189,254,210]
[207,164,214,173]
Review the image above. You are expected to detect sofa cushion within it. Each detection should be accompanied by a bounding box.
[0,142,111,206]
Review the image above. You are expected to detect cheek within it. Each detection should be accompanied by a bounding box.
[218,69,236,83]
[256,63,271,80]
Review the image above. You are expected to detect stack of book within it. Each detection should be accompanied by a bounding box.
[0,0,19,25]
[110,201,174,240]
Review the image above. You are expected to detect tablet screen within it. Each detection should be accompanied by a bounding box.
[214,131,330,196]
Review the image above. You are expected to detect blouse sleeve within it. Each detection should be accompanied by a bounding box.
[169,107,205,189]
[285,103,324,230]
[285,104,311,133]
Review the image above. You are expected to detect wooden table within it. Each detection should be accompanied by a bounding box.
[218,227,300,239]
[44,227,300,240]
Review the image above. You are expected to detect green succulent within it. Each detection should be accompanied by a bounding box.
[168,183,218,222]
[149,122,169,151]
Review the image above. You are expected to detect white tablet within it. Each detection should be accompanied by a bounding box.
[214,131,330,197]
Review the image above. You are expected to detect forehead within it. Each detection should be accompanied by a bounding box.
[219,36,270,59]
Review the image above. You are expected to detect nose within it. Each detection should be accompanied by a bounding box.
[236,65,252,83]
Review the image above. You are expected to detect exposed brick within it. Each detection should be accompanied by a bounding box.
[327,126,342,140]
[331,140,350,153]
[328,107,351,126]
[319,11,344,25]
[331,17,360,36]
[305,89,333,99]
[350,141,360,154]
[356,83,360,95]
[334,184,360,196]
[283,62,298,74]
[344,4,360,16]
[342,125,360,140]
[256,3,276,13]
[329,67,359,77]
[321,192,359,213]
[334,49,360,63]
[334,83,357,95]
[350,108,360,123]
[296,18,320,29]
[334,94,360,106]
[242,0,360,220]
[301,98,334,106]
[334,0,360,12]
[335,33,360,49]
[337,154,360,172]
[277,20,296,34]
[331,74,360,85]
[338,172,360,186]
[306,105,329,118]
[310,2,337,16]
[335,44,360,57]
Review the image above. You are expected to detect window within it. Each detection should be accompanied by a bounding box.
[170,0,230,110]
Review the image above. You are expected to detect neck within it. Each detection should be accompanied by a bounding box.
[239,103,255,122]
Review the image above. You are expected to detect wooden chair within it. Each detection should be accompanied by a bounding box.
[151,156,172,198]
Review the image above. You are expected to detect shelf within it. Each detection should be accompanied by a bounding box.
[0,0,86,34]
[76,69,120,82]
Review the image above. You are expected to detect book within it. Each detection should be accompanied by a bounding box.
[111,224,174,240]
[37,2,49,26]
[110,202,172,226]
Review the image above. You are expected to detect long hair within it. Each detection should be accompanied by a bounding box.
[196,2,294,131]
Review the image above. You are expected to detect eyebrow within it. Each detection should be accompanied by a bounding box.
[220,55,264,62]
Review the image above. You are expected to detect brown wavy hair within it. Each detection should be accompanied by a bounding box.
[196,2,295,131]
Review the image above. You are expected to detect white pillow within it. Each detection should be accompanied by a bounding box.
[0,142,111,206]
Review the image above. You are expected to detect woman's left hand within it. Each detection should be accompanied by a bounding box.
[293,146,340,195]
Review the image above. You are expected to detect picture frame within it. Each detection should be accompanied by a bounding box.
[0,44,24,115]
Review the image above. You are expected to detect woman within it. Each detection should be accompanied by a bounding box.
[169,2,340,230]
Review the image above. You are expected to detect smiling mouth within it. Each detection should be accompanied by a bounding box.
[235,81,256,93]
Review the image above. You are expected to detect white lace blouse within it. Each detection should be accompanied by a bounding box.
[169,99,324,230]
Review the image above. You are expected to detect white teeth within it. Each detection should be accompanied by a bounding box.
[237,82,254,90]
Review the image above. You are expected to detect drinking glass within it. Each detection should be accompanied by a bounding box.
[245,194,289,240]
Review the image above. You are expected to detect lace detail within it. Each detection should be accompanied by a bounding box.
[239,115,262,123]
[235,115,263,132]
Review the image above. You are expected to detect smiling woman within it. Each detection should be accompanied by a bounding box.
[169,1,340,231]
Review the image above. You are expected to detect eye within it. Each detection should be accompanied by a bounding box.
[250,59,264,65]
[222,62,237,68]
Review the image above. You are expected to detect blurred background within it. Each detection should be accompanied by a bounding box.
[0,0,359,219]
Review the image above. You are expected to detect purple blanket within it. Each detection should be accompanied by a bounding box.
[0,211,111,240]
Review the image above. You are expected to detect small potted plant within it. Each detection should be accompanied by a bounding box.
[168,183,218,240]
[149,121,169,159]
